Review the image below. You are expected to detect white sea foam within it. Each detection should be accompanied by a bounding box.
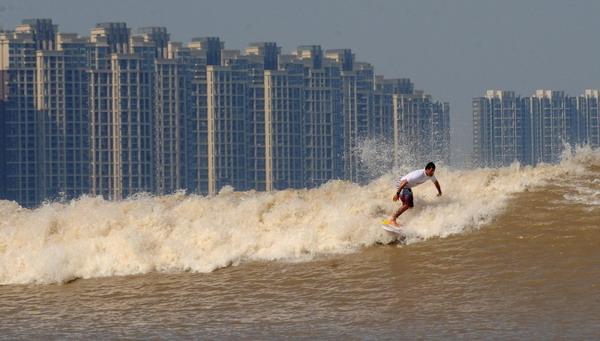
[1,147,599,285]
[558,183,600,207]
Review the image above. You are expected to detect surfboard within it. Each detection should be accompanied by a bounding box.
[381,219,407,236]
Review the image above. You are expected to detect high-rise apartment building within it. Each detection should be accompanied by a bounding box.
[578,90,600,148]
[204,64,249,195]
[262,69,305,190]
[473,89,599,168]
[431,100,451,164]
[394,90,450,167]
[186,37,252,195]
[138,27,190,195]
[294,46,344,187]
[244,42,306,191]
[529,90,577,164]
[473,91,529,167]
[0,20,93,206]
[56,33,92,201]
[88,23,155,200]
[372,77,413,139]
[185,41,210,195]
[245,43,273,191]
[1,23,40,205]
[136,28,189,194]
[323,48,375,183]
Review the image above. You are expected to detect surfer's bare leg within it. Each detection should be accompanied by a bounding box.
[390,205,410,226]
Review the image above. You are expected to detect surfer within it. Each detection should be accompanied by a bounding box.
[389,162,442,227]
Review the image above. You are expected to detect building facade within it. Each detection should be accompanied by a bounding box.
[295,47,344,188]
[473,91,529,167]
[577,90,600,149]
[0,19,87,206]
[263,69,304,190]
[529,90,577,164]
[88,23,155,201]
[473,89,598,168]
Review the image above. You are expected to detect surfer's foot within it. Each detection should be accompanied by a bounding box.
[388,220,401,227]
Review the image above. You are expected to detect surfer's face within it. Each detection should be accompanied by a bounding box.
[425,168,435,177]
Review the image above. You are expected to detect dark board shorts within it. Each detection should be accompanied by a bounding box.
[400,188,414,207]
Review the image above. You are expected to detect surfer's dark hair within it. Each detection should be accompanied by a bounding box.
[425,162,436,170]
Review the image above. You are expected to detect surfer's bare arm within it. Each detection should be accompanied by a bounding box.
[434,180,442,197]
[393,179,408,202]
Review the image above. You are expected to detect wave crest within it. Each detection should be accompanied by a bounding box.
[1,147,598,285]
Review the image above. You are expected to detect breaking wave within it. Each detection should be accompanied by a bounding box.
[1,146,598,285]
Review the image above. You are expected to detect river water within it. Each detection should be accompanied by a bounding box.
[1,148,599,339]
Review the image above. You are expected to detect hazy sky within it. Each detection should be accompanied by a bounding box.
[2,0,600,165]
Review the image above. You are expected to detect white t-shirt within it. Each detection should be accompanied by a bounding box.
[396,169,437,189]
